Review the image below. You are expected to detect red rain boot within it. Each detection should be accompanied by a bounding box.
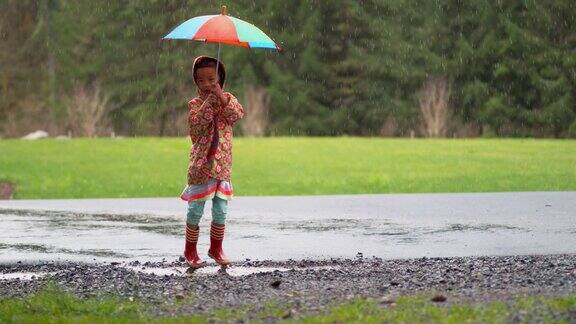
[208,223,231,266]
[184,224,206,269]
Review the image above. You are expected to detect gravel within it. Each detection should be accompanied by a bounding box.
[0,254,574,316]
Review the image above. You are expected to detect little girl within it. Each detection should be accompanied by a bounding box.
[180,55,244,268]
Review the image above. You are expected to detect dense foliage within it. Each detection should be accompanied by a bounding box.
[1,0,575,137]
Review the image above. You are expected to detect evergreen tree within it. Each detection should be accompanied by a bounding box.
[0,0,48,134]
[1,0,575,138]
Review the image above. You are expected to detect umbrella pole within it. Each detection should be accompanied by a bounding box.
[216,4,225,79]
[216,43,221,79]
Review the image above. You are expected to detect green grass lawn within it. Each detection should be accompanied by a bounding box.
[0,137,575,199]
[1,285,574,323]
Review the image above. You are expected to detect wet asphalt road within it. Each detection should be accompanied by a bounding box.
[0,192,575,263]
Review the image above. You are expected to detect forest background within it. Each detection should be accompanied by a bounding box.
[1,0,575,138]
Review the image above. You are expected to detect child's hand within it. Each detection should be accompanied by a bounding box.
[204,93,220,109]
[209,84,227,106]
[205,93,220,108]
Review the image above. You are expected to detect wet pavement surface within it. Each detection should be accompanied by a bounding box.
[0,192,575,263]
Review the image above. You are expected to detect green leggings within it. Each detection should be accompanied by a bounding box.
[187,196,228,225]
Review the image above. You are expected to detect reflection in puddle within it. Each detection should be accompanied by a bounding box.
[360,222,529,246]
[124,265,336,277]
[239,235,265,239]
[136,224,182,236]
[0,243,129,258]
[277,219,361,231]
[363,230,410,236]
[397,237,419,244]
[277,218,394,233]
[427,223,528,234]
[0,209,175,228]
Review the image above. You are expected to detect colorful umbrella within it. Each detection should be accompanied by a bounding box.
[163,5,281,74]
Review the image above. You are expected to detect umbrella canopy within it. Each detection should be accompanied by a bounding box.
[163,6,281,51]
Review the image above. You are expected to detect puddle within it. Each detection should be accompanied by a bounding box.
[0,265,336,281]
[0,271,55,281]
[1,194,576,262]
[124,265,336,277]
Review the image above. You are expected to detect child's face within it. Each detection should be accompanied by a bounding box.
[196,67,219,93]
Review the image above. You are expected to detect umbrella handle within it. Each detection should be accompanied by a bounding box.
[216,43,221,85]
